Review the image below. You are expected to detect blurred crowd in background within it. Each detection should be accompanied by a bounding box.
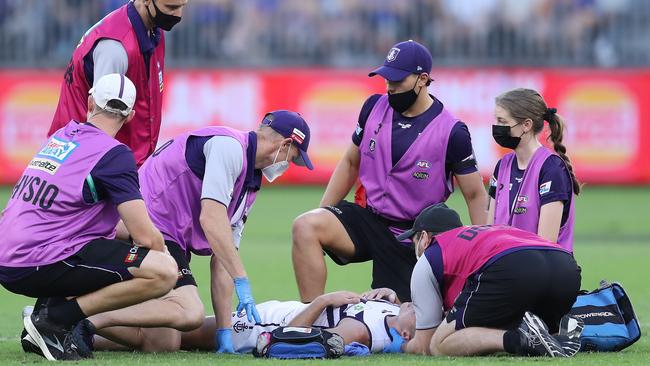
[0,0,648,68]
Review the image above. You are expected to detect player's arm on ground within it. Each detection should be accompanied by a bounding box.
[288,291,361,327]
[117,200,165,251]
[320,143,361,207]
[325,318,370,347]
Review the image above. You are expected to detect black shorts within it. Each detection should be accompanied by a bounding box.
[323,200,416,302]
[447,249,581,333]
[2,238,150,298]
[165,240,197,288]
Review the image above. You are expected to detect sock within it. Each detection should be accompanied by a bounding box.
[503,329,521,354]
[47,299,86,328]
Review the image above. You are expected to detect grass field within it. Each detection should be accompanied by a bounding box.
[0,185,648,365]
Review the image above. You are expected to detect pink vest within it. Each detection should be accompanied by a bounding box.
[433,225,563,310]
[49,4,165,166]
[493,147,575,251]
[358,95,457,225]
[139,127,257,256]
[0,122,122,267]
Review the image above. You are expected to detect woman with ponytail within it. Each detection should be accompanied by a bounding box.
[487,88,580,251]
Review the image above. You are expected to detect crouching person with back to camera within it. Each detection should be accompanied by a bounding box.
[385,204,584,358]
[0,74,178,361]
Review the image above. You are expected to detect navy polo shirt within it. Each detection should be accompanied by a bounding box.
[352,94,478,177]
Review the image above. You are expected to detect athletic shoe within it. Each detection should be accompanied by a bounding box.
[19,305,43,357]
[71,319,96,358]
[23,309,81,361]
[516,312,567,357]
[20,329,44,357]
[557,314,584,356]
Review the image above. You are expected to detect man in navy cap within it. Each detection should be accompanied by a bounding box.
[60,111,314,354]
[292,40,487,304]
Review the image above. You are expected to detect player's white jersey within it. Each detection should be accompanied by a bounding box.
[231,299,399,353]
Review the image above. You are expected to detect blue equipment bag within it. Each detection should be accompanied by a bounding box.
[253,326,344,359]
[569,280,641,352]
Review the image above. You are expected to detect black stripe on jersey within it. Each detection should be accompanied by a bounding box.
[326,306,335,328]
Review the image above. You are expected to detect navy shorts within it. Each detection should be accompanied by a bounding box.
[323,200,416,302]
[447,249,581,333]
[1,238,150,298]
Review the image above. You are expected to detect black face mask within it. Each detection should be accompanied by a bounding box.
[146,0,182,31]
[388,78,421,113]
[492,124,523,149]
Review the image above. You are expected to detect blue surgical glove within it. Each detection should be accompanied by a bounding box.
[234,277,261,323]
[215,328,235,353]
[344,342,370,356]
[383,328,405,353]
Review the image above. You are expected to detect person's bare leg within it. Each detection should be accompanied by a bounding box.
[93,333,132,351]
[76,250,178,316]
[181,316,218,351]
[94,326,183,352]
[430,319,505,356]
[292,208,356,302]
[88,285,204,331]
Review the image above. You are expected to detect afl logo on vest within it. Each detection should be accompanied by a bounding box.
[416,160,431,169]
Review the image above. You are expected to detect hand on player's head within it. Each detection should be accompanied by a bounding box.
[361,288,399,304]
[321,291,362,307]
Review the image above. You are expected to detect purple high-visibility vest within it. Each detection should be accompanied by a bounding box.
[358,95,457,237]
[139,127,257,256]
[493,147,575,251]
[0,121,122,267]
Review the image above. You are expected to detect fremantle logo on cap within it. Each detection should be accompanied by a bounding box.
[386,47,400,62]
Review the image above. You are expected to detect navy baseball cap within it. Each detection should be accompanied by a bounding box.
[396,203,463,241]
[369,40,433,82]
[262,110,313,170]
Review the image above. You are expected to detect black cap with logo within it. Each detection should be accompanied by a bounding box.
[396,203,463,241]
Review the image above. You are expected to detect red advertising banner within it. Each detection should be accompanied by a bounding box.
[1,69,649,185]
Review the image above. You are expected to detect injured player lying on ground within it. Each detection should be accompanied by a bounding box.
[176,288,415,354]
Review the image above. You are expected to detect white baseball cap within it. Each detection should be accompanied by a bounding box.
[89,73,136,116]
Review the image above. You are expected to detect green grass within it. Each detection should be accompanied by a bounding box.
[0,185,648,365]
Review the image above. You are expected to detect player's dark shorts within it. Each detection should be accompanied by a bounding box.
[165,240,197,288]
[323,200,417,302]
[446,249,581,334]
[1,238,151,298]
